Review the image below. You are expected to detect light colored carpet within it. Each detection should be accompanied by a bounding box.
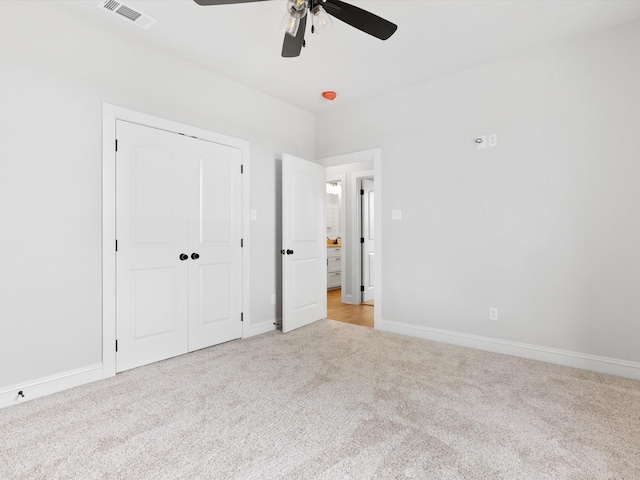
[1,319,639,479]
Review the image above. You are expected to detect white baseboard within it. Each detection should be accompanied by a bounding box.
[0,363,103,409]
[379,319,640,381]
[246,318,279,338]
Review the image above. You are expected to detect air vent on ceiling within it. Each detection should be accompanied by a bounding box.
[97,0,157,30]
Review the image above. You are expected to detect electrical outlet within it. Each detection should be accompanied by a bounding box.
[489,307,498,321]
[271,294,276,305]
[488,134,498,147]
[391,210,402,220]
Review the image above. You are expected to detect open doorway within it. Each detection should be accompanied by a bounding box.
[325,177,373,327]
[321,150,379,328]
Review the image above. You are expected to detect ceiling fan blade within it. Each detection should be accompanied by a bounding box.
[323,0,397,40]
[282,14,307,58]
[193,0,270,6]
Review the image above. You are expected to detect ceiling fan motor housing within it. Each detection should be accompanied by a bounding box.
[193,0,398,58]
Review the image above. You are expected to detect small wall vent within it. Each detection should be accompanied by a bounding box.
[97,0,157,30]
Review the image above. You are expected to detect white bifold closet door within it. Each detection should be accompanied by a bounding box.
[116,120,242,372]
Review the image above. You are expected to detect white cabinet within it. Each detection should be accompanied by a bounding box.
[327,247,342,290]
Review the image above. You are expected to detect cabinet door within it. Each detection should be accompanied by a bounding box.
[328,256,341,273]
[328,272,342,288]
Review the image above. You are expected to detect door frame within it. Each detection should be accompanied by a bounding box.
[325,173,346,292]
[101,103,251,379]
[318,148,382,329]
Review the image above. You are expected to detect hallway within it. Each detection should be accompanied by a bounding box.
[326,289,373,328]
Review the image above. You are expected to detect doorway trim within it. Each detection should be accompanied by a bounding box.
[101,103,251,378]
[317,148,382,329]
[326,173,346,293]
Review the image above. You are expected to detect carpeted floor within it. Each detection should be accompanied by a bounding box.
[1,319,639,479]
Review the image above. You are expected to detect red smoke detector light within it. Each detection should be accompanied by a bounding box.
[322,91,337,101]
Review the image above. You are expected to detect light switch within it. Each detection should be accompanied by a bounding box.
[251,209,257,220]
[392,210,402,220]
[476,135,487,150]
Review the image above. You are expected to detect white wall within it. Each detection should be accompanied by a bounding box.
[0,2,314,390]
[317,20,640,367]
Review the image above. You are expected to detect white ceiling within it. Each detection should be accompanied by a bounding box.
[60,0,640,114]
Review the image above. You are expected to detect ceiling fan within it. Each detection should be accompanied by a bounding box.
[193,0,398,57]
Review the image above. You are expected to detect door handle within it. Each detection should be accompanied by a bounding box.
[286,249,294,255]
[191,253,200,260]
[179,253,188,261]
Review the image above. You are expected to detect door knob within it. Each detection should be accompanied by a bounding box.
[191,253,200,260]
[286,249,294,255]
[179,253,188,261]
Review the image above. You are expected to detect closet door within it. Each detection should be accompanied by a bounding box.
[115,121,243,372]
[187,139,243,351]
[115,121,190,372]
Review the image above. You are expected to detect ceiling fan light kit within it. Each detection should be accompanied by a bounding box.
[194,0,397,57]
[289,0,308,14]
[281,0,308,37]
[311,5,333,34]
[280,13,301,37]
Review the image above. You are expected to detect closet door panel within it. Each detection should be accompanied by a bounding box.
[115,121,190,372]
[188,142,243,351]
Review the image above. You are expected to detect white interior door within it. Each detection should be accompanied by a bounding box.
[116,121,190,372]
[282,154,327,333]
[116,121,242,372]
[361,178,375,302]
[187,139,243,351]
